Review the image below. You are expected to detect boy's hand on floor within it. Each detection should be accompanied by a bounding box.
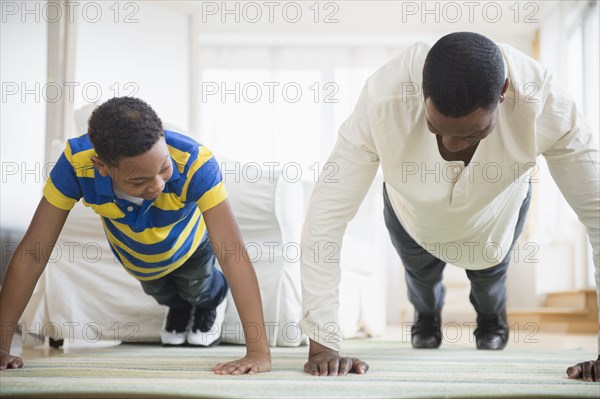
[566,356,600,382]
[0,350,23,371]
[212,351,271,375]
[304,339,369,376]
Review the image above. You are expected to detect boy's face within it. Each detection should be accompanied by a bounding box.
[92,138,173,200]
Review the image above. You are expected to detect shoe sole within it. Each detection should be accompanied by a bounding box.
[161,334,187,347]
[186,337,222,348]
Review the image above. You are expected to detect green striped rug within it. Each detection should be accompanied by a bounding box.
[1,340,598,398]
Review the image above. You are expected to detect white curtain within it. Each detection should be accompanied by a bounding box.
[196,43,404,167]
[535,1,598,292]
[195,40,410,325]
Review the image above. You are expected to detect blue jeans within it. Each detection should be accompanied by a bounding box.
[139,235,228,310]
[383,182,532,317]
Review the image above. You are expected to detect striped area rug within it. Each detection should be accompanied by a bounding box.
[1,339,599,398]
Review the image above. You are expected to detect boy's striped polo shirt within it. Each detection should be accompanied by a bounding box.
[42,130,228,281]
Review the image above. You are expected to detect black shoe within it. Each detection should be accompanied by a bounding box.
[474,312,509,350]
[411,311,442,349]
[160,303,192,346]
[192,307,217,333]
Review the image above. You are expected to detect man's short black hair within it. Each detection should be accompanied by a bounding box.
[422,32,505,117]
[88,97,164,166]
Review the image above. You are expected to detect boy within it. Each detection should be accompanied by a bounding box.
[0,97,271,375]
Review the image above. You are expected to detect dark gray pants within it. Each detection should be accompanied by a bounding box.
[139,235,228,310]
[383,183,532,318]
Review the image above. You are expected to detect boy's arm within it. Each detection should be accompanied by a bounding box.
[0,198,70,370]
[202,199,271,375]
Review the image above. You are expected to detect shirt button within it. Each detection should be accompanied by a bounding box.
[127,206,134,212]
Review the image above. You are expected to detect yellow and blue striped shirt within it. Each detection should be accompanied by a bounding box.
[43,130,228,281]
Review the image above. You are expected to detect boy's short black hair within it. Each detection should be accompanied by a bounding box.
[422,32,505,117]
[88,97,164,166]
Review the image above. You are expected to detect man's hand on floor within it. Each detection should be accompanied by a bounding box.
[304,339,369,376]
[567,356,600,382]
[0,349,23,371]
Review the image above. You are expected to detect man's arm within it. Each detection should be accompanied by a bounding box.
[537,75,600,382]
[299,82,379,376]
[202,199,271,375]
[0,198,70,370]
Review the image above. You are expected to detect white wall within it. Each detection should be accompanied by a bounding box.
[0,1,191,232]
[73,1,190,136]
[0,11,47,230]
[195,0,549,45]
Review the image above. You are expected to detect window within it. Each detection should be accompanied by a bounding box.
[196,43,403,173]
[564,1,599,288]
[579,2,599,286]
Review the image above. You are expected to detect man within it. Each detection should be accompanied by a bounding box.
[298,32,599,380]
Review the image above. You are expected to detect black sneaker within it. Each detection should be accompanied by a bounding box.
[411,311,442,349]
[187,297,227,346]
[160,303,192,346]
[474,312,509,350]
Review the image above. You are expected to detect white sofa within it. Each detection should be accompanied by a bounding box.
[17,156,387,348]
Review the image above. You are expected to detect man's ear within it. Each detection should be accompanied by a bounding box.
[499,78,510,103]
[91,156,110,177]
